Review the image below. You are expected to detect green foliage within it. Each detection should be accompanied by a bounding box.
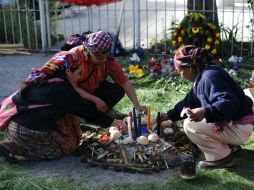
[219,23,249,57]
[248,0,254,7]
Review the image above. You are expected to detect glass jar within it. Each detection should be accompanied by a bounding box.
[180,154,196,179]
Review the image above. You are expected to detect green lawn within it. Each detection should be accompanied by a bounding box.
[0,55,254,190]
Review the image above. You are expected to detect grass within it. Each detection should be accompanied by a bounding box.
[0,55,254,189]
[0,157,83,190]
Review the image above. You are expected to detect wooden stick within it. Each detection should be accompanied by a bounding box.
[87,159,153,173]
[0,49,30,55]
[0,44,24,48]
[120,146,129,165]
[0,51,15,55]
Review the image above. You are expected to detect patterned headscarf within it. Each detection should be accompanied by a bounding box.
[84,30,112,54]
[174,45,197,69]
[174,45,213,70]
[25,52,80,83]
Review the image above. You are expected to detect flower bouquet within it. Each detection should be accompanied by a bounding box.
[171,12,220,56]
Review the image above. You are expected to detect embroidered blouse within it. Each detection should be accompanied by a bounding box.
[69,45,128,93]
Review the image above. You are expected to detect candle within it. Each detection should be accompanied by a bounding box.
[157,112,161,136]
[138,113,142,136]
[129,112,132,129]
[129,112,132,118]
[147,106,151,132]
[132,107,138,138]
[127,116,132,139]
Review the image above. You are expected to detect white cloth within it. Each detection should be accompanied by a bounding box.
[183,119,253,161]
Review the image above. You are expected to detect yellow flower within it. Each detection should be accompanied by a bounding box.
[177,24,181,28]
[172,40,177,46]
[192,27,199,33]
[129,65,139,74]
[211,49,217,55]
[215,33,220,38]
[181,30,185,35]
[178,36,183,42]
[215,40,220,45]
[205,44,211,49]
[207,37,212,43]
[173,32,177,36]
[136,69,144,78]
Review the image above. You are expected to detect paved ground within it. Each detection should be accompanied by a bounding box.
[0,53,51,101]
[0,53,178,189]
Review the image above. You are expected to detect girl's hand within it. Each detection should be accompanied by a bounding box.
[95,98,108,113]
[188,107,205,122]
[135,105,147,114]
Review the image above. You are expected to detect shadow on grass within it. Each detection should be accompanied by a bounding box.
[104,174,253,190]
[228,148,254,181]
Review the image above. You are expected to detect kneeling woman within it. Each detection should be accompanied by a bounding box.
[0,52,125,162]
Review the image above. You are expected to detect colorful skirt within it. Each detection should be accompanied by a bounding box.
[0,114,82,161]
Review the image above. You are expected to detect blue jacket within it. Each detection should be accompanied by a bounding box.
[167,65,253,123]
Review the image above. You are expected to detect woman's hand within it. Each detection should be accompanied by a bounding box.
[95,98,108,113]
[112,119,127,133]
[188,107,205,122]
[135,105,147,114]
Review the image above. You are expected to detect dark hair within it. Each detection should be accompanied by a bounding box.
[21,66,80,89]
[68,66,80,73]
[190,48,215,72]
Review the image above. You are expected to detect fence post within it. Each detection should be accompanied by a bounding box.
[45,0,51,49]
[87,7,93,31]
[39,0,47,52]
[134,0,140,48]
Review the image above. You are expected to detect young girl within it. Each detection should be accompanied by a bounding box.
[160,45,254,169]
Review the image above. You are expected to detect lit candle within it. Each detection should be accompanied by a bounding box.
[127,116,132,139]
[147,106,151,133]
[132,107,138,138]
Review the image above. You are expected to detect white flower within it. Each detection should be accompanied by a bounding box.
[129,53,140,63]
[237,57,243,62]
[228,69,237,76]
[228,56,236,62]
[228,55,243,64]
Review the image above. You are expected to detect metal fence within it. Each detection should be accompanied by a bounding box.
[0,0,253,57]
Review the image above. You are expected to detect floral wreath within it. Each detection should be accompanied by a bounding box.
[171,12,220,56]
